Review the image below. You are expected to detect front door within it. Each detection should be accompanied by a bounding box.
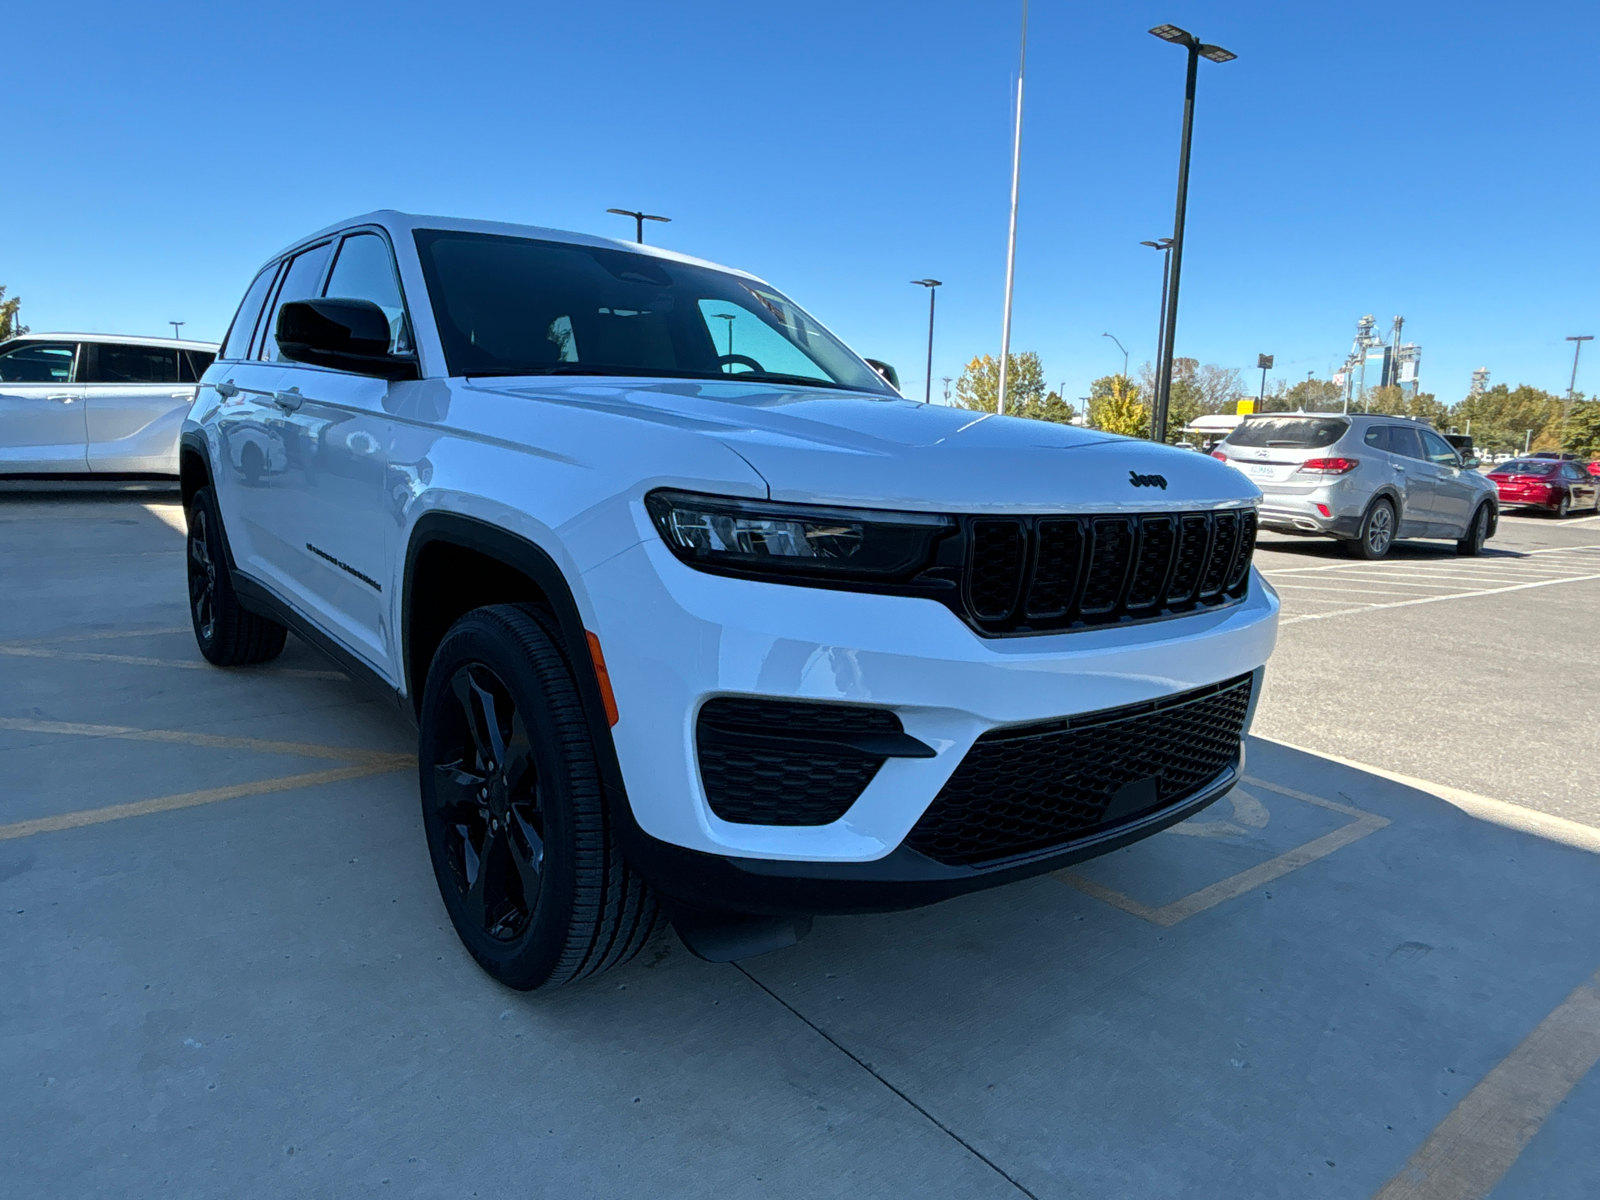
[81,341,195,473]
[0,340,86,473]
[1419,428,1474,535]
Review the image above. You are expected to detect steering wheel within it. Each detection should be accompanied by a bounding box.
[716,354,765,375]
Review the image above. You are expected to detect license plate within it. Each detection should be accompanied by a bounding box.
[1246,463,1280,479]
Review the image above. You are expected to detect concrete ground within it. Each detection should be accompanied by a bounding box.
[3,492,1599,1199]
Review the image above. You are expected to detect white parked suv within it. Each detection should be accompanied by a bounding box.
[0,334,217,476]
[181,211,1279,989]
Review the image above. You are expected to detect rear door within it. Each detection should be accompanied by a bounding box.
[0,340,87,472]
[81,342,193,473]
[1563,461,1598,510]
[1419,428,1474,534]
[1384,425,1435,533]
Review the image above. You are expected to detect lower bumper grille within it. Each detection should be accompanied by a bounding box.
[697,698,905,826]
[905,674,1254,866]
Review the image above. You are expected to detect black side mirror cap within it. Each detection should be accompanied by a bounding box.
[276,299,419,380]
[864,358,900,390]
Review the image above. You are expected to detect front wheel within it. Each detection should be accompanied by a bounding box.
[1346,498,1395,559]
[1456,505,1490,556]
[418,604,660,990]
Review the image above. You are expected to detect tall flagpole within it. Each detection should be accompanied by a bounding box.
[997,0,1028,415]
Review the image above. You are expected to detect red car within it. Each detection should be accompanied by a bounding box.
[1485,458,1600,517]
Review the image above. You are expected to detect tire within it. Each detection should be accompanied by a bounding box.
[418,604,661,990]
[1456,504,1489,556]
[187,487,288,665]
[1553,492,1571,518]
[1346,497,1396,559]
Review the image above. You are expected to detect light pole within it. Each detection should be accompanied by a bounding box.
[713,313,736,368]
[1102,332,1129,379]
[169,321,185,341]
[1257,353,1273,412]
[1141,238,1173,396]
[912,280,942,404]
[1149,24,1237,443]
[606,208,671,244]
[997,0,1029,415]
[942,376,952,404]
[1566,335,1592,399]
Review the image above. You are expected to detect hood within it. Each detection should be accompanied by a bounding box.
[476,377,1261,513]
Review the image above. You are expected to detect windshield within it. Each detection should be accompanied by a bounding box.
[1224,417,1350,449]
[413,229,895,394]
[1494,460,1557,476]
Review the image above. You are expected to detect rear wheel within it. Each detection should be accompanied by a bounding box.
[1553,492,1571,518]
[418,604,660,990]
[1346,497,1395,559]
[1456,505,1489,556]
[186,487,287,665]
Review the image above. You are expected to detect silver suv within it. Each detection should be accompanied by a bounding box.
[1213,413,1498,559]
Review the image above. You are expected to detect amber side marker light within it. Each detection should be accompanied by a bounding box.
[586,631,620,727]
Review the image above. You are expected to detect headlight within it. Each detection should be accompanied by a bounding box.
[645,490,953,582]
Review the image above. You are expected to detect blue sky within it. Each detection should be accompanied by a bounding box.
[6,1,1597,405]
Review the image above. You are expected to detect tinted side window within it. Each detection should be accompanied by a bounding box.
[178,349,216,383]
[260,242,334,362]
[324,233,409,353]
[0,341,78,383]
[1389,426,1425,460]
[87,344,180,384]
[1363,425,1391,452]
[1420,429,1459,466]
[221,265,279,361]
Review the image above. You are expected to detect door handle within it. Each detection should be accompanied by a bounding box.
[47,393,76,404]
[216,380,239,398]
[272,388,304,413]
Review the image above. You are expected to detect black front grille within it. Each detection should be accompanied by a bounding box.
[696,698,901,826]
[959,508,1255,635]
[904,674,1253,866]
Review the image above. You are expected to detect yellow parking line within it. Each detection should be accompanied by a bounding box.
[0,762,409,842]
[1370,968,1600,1200]
[0,644,346,680]
[1055,776,1387,926]
[0,716,409,767]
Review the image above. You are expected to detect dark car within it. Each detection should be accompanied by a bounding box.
[1485,458,1600,517]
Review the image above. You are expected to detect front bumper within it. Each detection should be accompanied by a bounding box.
[582,529,1280,871]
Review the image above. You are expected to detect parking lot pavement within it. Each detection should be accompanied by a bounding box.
[5,494,1600,1199]
[1253,513,1600,831]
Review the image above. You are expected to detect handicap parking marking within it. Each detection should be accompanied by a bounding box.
[1371,967,1600,1200]
[1054,776,1389,927]
[0,716,412,843]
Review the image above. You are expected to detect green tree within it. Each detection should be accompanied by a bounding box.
[0,286,26,341]
[1088,374,1151,438]
[1561,398,1600,459]
[1014,389,1078,425]
[1277,378,1343,412]
[954,352,1045,414]
[1136,358,1231,441]
[1448,384,1564,455]
[1361,385,1449,424]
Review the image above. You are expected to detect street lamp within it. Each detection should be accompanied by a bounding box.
[606,208,671,244]
[169,321,185,341]
[997,0,1030,415]
[712,313,737,369]
[1140,238,1173,394]
[1148,24,1236,443]
[1565,335,1592,399]
[1102,332,1129,379]
[912,280,942,404]
[1256,353,1274,412]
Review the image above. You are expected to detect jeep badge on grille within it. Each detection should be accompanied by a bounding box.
[1129,471,1168,489]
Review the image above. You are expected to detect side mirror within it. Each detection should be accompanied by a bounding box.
[864,358,901,390]
[1462,456,1481,469]
[277,299,418,380]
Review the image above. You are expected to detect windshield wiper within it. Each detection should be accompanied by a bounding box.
[717,371,877,394]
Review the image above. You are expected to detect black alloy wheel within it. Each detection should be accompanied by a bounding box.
[431,663,546,942]
[186,486,287,666]
[418,604,660,990]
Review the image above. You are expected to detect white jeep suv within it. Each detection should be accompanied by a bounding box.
[182,211,1278,989]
